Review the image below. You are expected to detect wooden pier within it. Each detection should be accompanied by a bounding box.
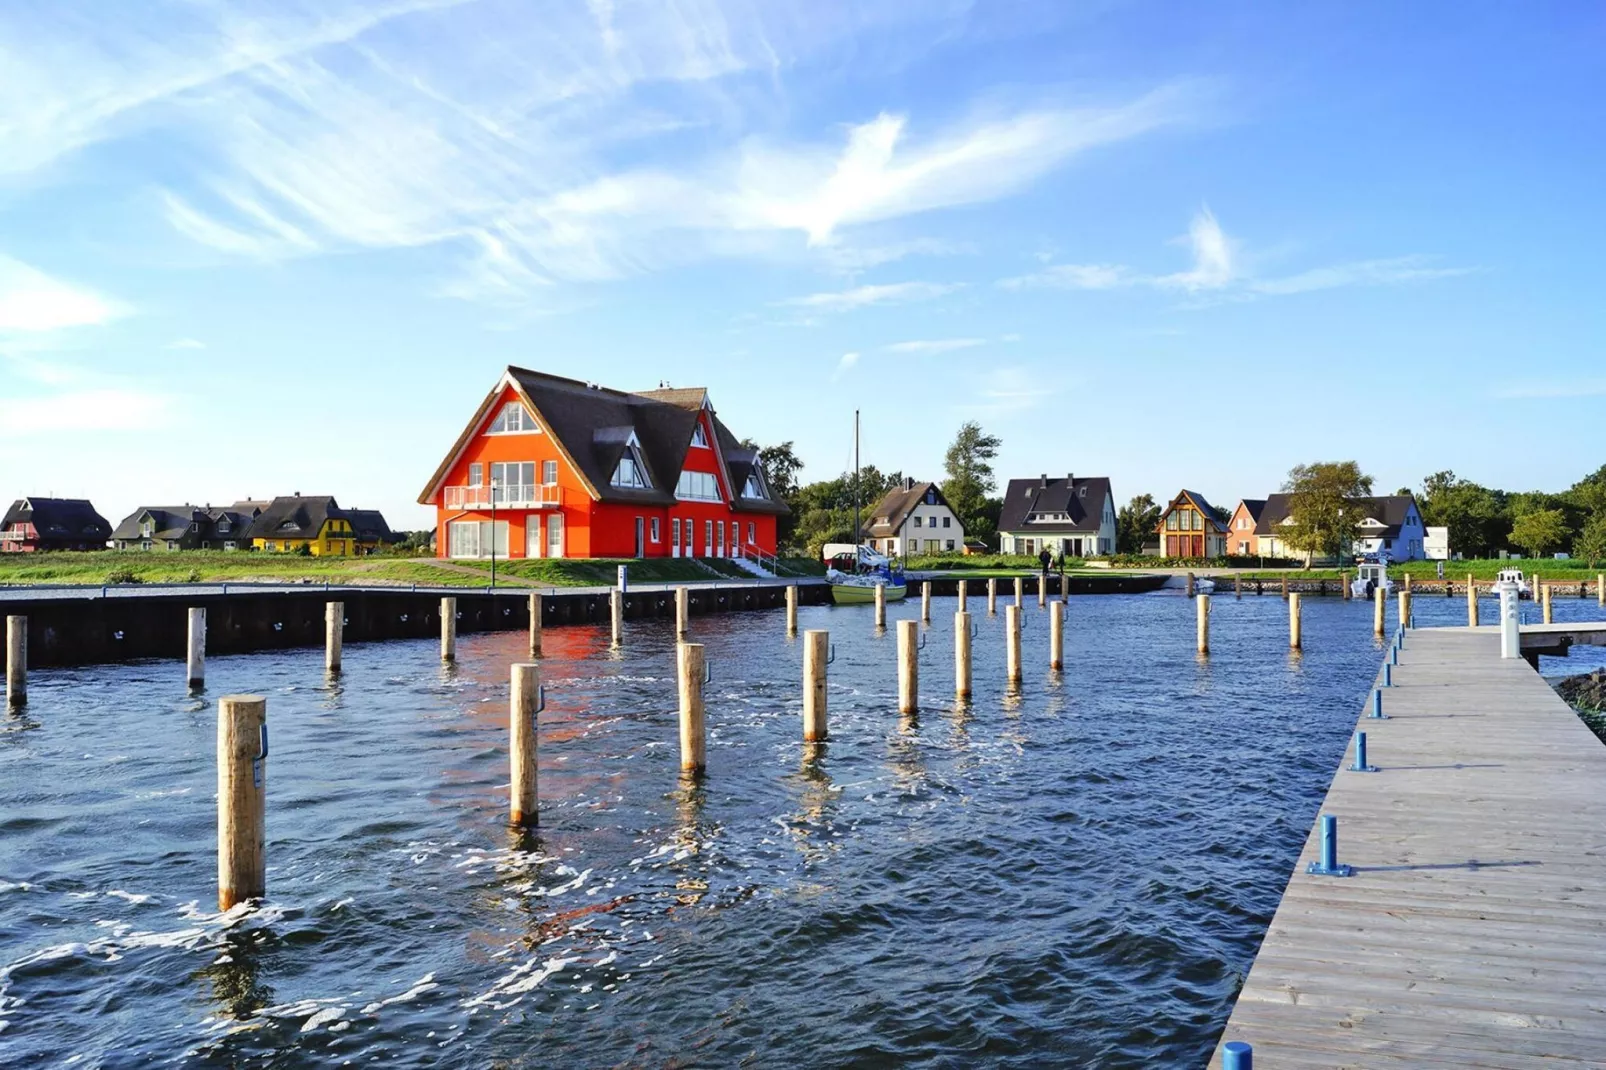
[1207,626,1606,1066]
[1212,626,1606,1066]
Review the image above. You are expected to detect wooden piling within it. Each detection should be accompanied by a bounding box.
[1005,605,1022,686]
[874,583,887,630]
[987,578,998,615]
[1404,571,1413,592]
[1599,573,1604,608]
[677,643,706,777]
[675,586,690,639]
[954,611,972,699]
[1399,589,1413,630]
[1186,572,1196,598]
[510,663,539,826]
[1050,600,1065,670]
[1341,572,1351,600]
[1234,573,1242,600]
[922,581,932,623]
[187,607,206,688]
[1280,574,1289,600]
[1467,574,1479,627]
[529,592,543,656]
[803,629,828,742]
[1037,576,1047,607]
[1014,576,1024,610]
[6,615,24,707]
[1197,593,1210,655]
[1289,592,1303,650]
[957,579,969,612]
[324,602,342,673]
[440,597,456,662]
[786,585,798,634]
[1374,585,1386,637]
[610,587,624,645]
[217,693,267,910]
[897,620,918,714]
[1542,582,1553,624]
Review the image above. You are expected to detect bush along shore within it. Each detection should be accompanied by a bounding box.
[1555,671,1606,745]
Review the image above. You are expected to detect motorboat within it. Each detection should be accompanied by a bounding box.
[1350,557,1396,599]
[1494,567,1531,598]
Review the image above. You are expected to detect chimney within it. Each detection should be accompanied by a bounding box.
[904,476,914,491]
[1040,473,1048,488]
[1066,472,1074,485]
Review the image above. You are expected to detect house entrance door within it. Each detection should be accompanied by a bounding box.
[635,517,645,558]
[526,520,541,558]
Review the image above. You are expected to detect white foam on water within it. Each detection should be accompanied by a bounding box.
[360,972,438,1015]
[462,954,578,1011]
[106,890,157,905]
[0,881,32,894]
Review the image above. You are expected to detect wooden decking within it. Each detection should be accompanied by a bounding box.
[1211,626,1606,1067]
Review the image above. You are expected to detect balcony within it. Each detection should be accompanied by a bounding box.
[0,529,28,543]
[444,484,561,510]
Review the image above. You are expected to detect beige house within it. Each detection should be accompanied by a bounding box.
[864,480,965,557]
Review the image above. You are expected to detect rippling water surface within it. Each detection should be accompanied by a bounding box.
[3,589,1601,1067]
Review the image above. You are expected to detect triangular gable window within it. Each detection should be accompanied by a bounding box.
[690,424,709,448]
[489,401,539,434]
[743,472,767,499]
[611,436,651,489]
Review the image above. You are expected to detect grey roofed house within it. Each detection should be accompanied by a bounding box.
[111,505,205,549]
[1254,493,1418,540]
[417,368,788,516]
[865,480,943,538]
[345,508,403,546]
[996,474,1117,556]
[244,495,349,541]
[1,497,113,551]
[1254,492,1428,561]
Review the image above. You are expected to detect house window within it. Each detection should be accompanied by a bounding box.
[469,462,483,487]
[672,519,681,550]
[140,520,154,537]
[490,462,536,503]
[690,425,709,448]
[541,460,558,485]
[677,471,722,502]
[1167,512,1178,531]
[141,540,152,551]
[743,474,766,498]
[730,522,739,553]
[748,522,755,545]
[651,517,661,543]
[705,520,713,553]
[913,516,923,528]
[612,454,649,489]
[224,541,236,551]
[946,540,955,551]
[716,522,725,557]
[489,401,538,433]
[942,516,951,528]
[925,489,936,505]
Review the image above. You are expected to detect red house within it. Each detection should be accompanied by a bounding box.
[419,368,788,562]
[1,497,112,552]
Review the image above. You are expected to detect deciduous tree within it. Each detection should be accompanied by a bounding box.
[941,422,1000,533]
[1510,508,1569,558]
[1281,461,1374,567]
[1116,494,1160,554]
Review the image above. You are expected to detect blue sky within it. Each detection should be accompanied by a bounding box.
[2,0,1603,530]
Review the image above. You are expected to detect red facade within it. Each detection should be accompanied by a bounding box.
[419,370,783,562]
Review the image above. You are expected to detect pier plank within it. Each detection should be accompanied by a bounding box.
[1212,627,1606,1067]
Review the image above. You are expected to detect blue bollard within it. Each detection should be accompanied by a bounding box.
[1352,730,1377,772]
[1370,689,1386,719]
[1307,813,1354,876]
[1389,645,1398,665]
[1223,1041,1252,1069]
[1384,663,1392,687]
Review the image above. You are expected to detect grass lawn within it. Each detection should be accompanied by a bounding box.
[0,551,829,589]
[1231,558,1606,582]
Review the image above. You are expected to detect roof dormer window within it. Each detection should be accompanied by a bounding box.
[489,401,539,434]
[611,450,650,489]
[742,473,767,499]
[690,424,709,448]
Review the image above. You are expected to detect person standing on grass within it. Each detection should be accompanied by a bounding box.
[1039,547,1052,585]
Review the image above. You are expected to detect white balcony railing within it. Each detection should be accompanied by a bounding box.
[0,529,27,542]
[443,484,561,510]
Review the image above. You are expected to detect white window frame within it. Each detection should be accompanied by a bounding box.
[705,520,714,556]
[676,470,722,502]
[612,453,649,489]
[541,460,559,485]
[690,424,709,448]
[651,517,661,543]
[487,401,540,434]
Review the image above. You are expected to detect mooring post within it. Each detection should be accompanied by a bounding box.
[1234,573,1241,600]
[1013,576,1024,610]
[187,607,207,689]
[1467,575,1479,627]
[1289,592,1302,650]
[1050,599,1065,670]
[1499,579,1521,659]
[1384,662,1393,687]
[1598,573,1604,607]
[1352,730,1376,772]
[617,564,628,593]
[529,592,543,656]
[957,578,969,613]
[1186,572,1195,598]
[324,601,343,673]
[510,663,539,826]
[922,581,932,624]
[677,643,706,778]
[1005,604,1022,686]
[675,586,690,640]
[217,693,267,910]
[786,585,798,634]
[1059,572,1068,600]
[987,578,998,615]
[874,582,887,630]
[1399,589,1413,631]
[897,619,919,714]
[955,610,972,699]
[1037,576,1047,608]
[803,629,829,742]
[4,615,23,708]
[1542,582,1553,624]
[610,587,624,646]
[440,597,456,662]
[1341,571,1351,600]
[1280,574,1289,600]
[1404,571,1413,593]
[1371,688,1386,719]
[1306,813,1352,876]
[1222,1041,1253,1070]
[1197,592,1210,655]
[1373,585,1385,637]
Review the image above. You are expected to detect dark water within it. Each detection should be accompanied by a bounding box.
[3,589,1602,1068]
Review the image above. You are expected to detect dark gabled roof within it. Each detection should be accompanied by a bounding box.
[1234,498,1267,522]
[997,476,1113,533]
[3,497,112,540]
[346,508,402,543]
[110,505,206,542]
[866,481,948,537]
[709,415,789,515]
[419,368,788,515]
[245,496,348,540]
[1255,493,1419,539]
[1159,489,1228,533]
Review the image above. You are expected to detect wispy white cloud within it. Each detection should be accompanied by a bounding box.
[0,256,125,332]
[165,337,207,350]
[818,237,971,277]
[961,365,1050,417]
[883,337,986,354]
[1000,208,1471,305]
[779,280,962,314]
[831,351,860,381]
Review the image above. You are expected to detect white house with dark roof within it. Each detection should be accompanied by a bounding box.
[1254,493,1427,562]
[864,480,965,557]
[997,474,1116,558]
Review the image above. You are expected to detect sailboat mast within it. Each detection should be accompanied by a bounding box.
[853,408,860,550]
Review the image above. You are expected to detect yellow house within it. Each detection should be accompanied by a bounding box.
[246,495,358,556]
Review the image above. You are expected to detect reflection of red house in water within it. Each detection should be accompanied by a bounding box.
[1156,489,1228,559]
[419,367,787,561]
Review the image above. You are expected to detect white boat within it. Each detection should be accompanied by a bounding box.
[1494,567,1531,597]
[1351,559,1397,599]
[1195,577,1217,594]
[828,546,907,604]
